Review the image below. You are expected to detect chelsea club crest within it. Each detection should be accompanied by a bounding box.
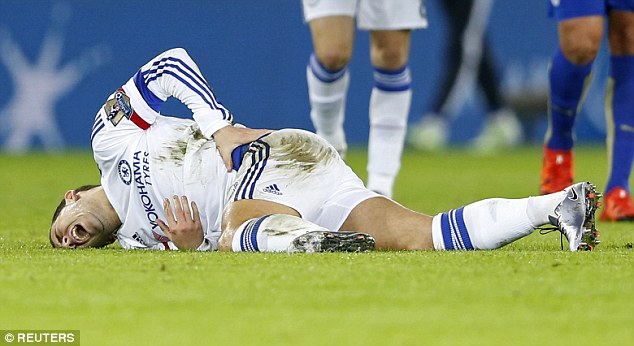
[117,160,132,185]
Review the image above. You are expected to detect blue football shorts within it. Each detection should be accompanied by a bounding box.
[549,0,634,20]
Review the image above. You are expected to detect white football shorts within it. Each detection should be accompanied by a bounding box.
[302,0,428,30]
[227,129,380,231]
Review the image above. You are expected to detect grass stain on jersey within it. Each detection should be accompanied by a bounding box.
[156,139,187,166]
[192,128,207,141]
[155,126,210,166]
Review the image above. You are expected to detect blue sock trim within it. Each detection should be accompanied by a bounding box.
[440,213,452,250]
[373,65,411,92]
[440,207,474,250]
[239,215,272,251]
[309,53,347,83]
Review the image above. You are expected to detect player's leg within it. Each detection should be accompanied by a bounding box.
[408,0,471,151]
[219,199,298,252]
[219,199,375,253]
[471,41,523,153]
[541,2,605,194]
[219,181,601,253]
[303,0,356,157]
[601,8,634,221]
[219,129,377,253]
[221,129,599,252]
[340,196,433,250]
[359,0,426,197]
[341,182,600,251]
[366,29,412,197]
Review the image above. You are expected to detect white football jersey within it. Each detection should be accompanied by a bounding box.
[90,48,235,250]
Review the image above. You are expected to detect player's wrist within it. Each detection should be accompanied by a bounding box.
[174,233,205,251]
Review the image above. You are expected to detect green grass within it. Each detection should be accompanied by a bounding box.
[1,146,633,345]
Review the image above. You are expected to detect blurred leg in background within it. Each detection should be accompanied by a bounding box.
[540,0,634,222]
[408,0,522,153]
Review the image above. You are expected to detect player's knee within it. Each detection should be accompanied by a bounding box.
[314,49,351,71]
[370,31,410,69]
[561,44,599,64]
[370,49,407,70]
[559,19,603,64]
[560,34,602,64]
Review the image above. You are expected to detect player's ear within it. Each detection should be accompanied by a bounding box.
[64,190,80,204]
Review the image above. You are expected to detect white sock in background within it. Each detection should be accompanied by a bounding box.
[367,66,412,198]
[306,53,349,156]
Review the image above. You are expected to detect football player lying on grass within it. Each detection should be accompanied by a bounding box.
[49,48,601,252]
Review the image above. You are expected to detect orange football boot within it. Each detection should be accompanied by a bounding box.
[540,147,574,195]
[600,187,634,222]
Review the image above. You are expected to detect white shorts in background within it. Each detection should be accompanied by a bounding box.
[227,129,379,231]
[302,0,428,30]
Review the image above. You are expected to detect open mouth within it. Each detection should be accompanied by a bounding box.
[67,225,91,245]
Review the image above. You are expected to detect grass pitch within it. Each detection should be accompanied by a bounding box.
[1,146,632,345]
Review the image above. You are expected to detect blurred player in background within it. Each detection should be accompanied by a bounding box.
[408,0,522,153]
[542,0,634,222]
[301,0,427,198]
[49,48,600,253]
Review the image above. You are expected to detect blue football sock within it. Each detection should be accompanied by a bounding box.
[605,55,634,193]
[546,49,593,150]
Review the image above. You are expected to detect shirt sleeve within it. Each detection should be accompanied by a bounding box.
[123,47,233,137]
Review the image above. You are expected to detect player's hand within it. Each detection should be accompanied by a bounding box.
[157,195,204,250]
[213,125,273,171]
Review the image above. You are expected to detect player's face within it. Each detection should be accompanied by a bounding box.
[49,188,119,248]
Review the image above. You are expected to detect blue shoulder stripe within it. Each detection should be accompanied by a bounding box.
[91,112,104,145]
[133,70,164,112]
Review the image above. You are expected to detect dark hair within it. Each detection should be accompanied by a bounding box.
[49,184,101,247]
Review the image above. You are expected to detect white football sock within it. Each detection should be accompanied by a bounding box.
[231,214,330,252]
[526,190,567,226]
[432,196,554,250]
[367,66,412,198]
[306,57,349,156]
[367,88,412,197]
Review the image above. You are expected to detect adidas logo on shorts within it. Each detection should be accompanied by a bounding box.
[263,184,282,195]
